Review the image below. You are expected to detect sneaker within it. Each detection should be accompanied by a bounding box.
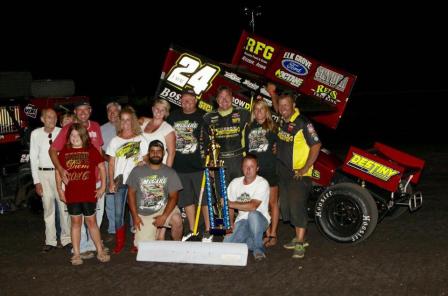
[182,231,194,242]
[283,238,309,250]
[80,251,95,260]
[253,252,266,261]
[292,243,306,259]
[41,245,56,253]
[71,255,83,266]
[201,231,214,243]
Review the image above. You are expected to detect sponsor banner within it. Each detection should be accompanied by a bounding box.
[232,31,357,129]
[342,146,403,192]
[155,46,273,113]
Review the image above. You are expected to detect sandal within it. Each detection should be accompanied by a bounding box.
[264,236,277,247]
[97,251,111,263]
[71,255,83,266]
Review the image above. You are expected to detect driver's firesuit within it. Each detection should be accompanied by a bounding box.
[203,107,250,184]
[277,108,321,229]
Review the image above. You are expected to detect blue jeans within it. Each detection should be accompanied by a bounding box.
[105,193,115,234]
[114,184,128,229]
[224,211,268,255]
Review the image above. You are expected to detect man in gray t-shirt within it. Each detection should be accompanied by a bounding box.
[127,140,183,248]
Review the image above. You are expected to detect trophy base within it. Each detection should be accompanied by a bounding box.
[210,218,231,235]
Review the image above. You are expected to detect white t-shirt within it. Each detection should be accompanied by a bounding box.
[227,176,270,224]
[106,135,149,183]
[141,119,174,164]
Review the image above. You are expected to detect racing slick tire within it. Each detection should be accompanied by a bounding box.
[314,183,378,244]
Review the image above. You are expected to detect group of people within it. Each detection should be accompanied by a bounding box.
[30,83,321,265]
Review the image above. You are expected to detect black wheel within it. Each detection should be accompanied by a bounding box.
[315,183,378,244]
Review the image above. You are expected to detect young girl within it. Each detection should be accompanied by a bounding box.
[245,99,280,247]
[56,123,110,265]
[107,107,148,253]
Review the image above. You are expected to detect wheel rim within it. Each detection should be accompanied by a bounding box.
[324,194,363,237]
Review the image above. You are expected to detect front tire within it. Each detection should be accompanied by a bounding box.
[315,183,378,244]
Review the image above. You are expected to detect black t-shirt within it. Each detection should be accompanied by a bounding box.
[167,109,205,173]
[245,122,277,173]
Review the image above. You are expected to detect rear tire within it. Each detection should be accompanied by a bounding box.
[315,183,378,244]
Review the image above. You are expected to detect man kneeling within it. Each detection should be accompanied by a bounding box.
[224,153,270,261]
[127,140,183,251]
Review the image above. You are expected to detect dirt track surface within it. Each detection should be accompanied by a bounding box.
[1,145,447,296]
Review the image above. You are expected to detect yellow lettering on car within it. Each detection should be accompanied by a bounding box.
[347,153,399,181]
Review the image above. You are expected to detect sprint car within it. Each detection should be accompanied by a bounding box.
[155,31,424,244]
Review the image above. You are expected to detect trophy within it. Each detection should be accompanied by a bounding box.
[204,126,231,235]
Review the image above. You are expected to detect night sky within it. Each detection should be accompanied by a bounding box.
[1,3,446,147]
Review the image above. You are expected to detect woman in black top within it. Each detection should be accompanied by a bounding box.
[246,99,279,247]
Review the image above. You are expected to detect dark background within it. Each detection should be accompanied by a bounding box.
[1,3,446,149]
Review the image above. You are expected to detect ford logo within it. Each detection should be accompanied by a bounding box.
[282,59,308,76]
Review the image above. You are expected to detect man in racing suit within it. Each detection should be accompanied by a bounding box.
[202,86,250,241]
[203,85,250,184]
[277,93,321,259]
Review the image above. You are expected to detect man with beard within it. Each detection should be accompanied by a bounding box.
[126,140,183,250]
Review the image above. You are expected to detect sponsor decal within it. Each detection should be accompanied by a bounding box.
[312,169,320,179]
[283,52,312,68]
[282,59,309,76]
[314,190,333,218]
[24,104,38,118]
[311,84,340,105]
[242,79,260,91]
[159,87,182,106]
[347,153,399,181]
[307,123,319,142]
[166,54,220,96]
[198,100,212,112]
[278,130,293,142]
[215,126,240,137]
[224,71,242,83]
[245,37,275,60]
[232,97,251,110]
[314,66,349,92]
[351,215,371,242]
[275,69,303,87]
[287,123,295,133]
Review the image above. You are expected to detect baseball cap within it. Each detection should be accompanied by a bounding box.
[74,101,91,108]
[181,89,196,96]
[148,139,164,151]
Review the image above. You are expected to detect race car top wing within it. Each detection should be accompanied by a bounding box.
[231,30,357,129]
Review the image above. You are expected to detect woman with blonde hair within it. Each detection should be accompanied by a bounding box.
[139,99,176,167]
[107,106,149,253]
[245,99,280,247]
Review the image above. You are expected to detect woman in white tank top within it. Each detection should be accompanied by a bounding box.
[140,99,175,167]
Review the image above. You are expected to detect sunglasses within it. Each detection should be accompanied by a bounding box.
[48,133,53,145]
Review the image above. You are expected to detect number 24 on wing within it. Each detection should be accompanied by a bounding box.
[167,54,220,95]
